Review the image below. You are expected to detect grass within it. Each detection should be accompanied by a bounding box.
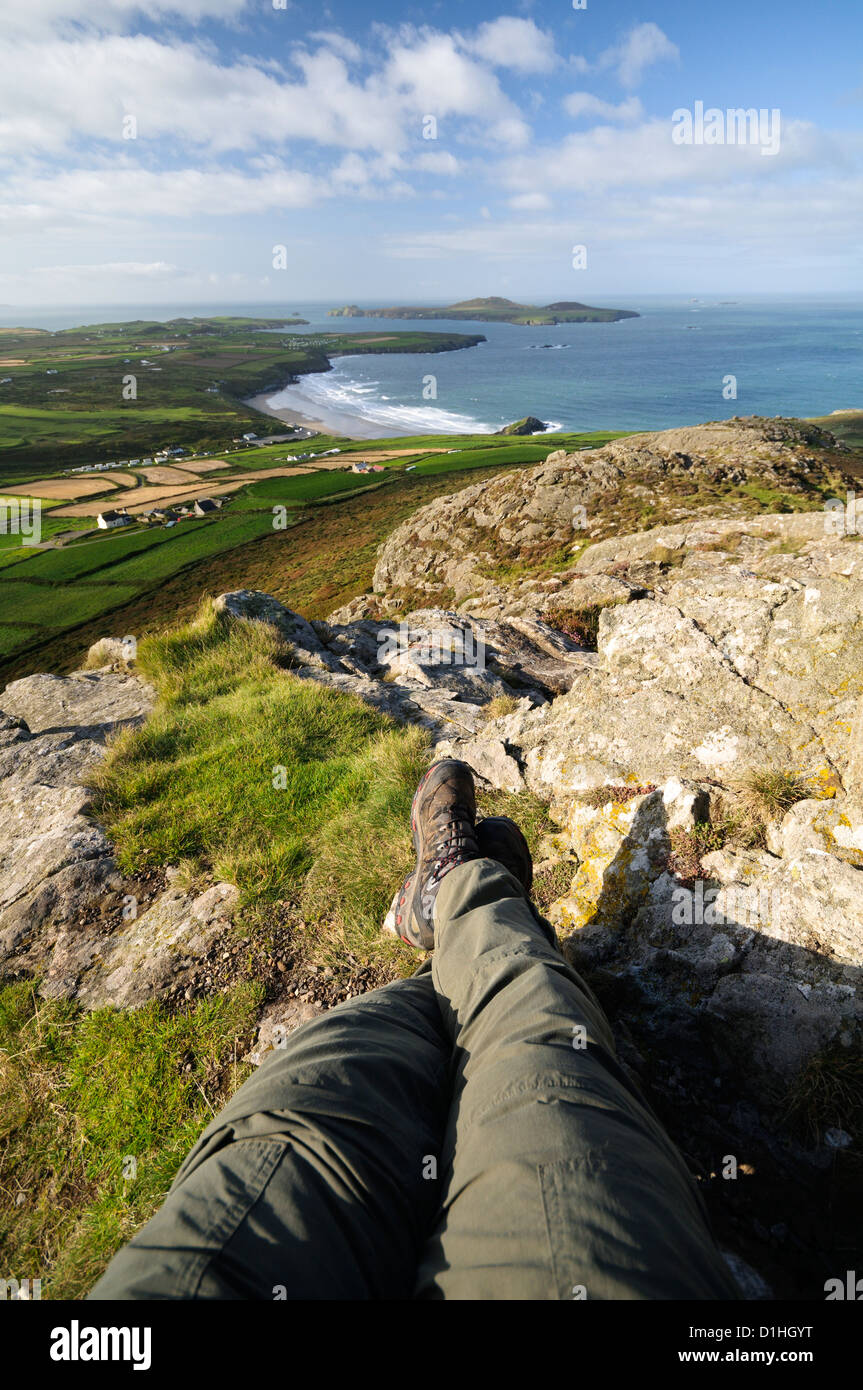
[0,580,141,626]
[87,514,275,585]
[91,600,561,971]
[229,471,385,509]
[738,768,810,819]
[0,517,213,582]
[0,516,278,668]
[0,979,263,1299]
[407,442,555,475]
[782,1045,863,1154]
[89,600,432,968]
[0,624,43,657]
[482,694,523,721]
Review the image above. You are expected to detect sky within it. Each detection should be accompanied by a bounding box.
[0,0,861,307]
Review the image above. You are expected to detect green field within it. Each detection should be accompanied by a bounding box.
[0,580,142,625]
[0,429,629,674]
[0,623,44,656]
[0,513,278,664]
[229,470,386,509]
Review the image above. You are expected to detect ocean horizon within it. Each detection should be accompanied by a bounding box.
[2,295,860,437]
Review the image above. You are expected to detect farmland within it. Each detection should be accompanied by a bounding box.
[0,428,627,681]
[0,315,486,480]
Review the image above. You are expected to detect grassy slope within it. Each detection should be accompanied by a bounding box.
[808,410,863,453]
[0,603,554,1296]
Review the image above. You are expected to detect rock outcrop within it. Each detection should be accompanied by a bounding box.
[372,417,849,613]
[0,669,245,1010]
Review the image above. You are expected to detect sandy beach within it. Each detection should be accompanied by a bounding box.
[244,383,416,440]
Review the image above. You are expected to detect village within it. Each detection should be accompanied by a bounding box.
[78,433,388,533]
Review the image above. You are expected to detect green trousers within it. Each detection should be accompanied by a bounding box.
[89,860,739,1300]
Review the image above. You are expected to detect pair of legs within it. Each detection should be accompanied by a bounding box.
[90,858,738,1300]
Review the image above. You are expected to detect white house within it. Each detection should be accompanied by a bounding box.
[97,510,132,529]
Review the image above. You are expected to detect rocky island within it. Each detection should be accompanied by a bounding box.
[328,296,639,325]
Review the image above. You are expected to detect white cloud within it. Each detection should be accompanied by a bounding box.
[36,259,177,276]
[0,26,534,158]
[383,173,863,272]
[0,0,249,36]
[598,22,679,88]
[508,192,551,211]
[381,28,527,137]
[465,17,557,73]
[499,116,845,196]
[0,164,331,225]
[563,93,643,123]
[414,151,461,174]
[306,31,364,64]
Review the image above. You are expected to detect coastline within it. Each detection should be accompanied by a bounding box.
[244,382,413,441]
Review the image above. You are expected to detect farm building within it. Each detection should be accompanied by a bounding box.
[194,498,221,516]
[97,510,132,530]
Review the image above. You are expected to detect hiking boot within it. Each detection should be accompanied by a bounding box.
[387,807,533,950]
[393,760,480,950]
[475,816,533,894]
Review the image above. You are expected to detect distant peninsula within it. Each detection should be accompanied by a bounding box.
[328,296,638,325]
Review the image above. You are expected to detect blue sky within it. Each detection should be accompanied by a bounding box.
[1,0,861,306]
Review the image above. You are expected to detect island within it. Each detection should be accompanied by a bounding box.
[328,296,638,325]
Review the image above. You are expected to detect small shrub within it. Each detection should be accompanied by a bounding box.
[665,822,727,886]
[783,1047,863,1153]
[544,603,603,651]
[580,783,657,808]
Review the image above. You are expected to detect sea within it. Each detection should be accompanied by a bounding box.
[2,295,861,437]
